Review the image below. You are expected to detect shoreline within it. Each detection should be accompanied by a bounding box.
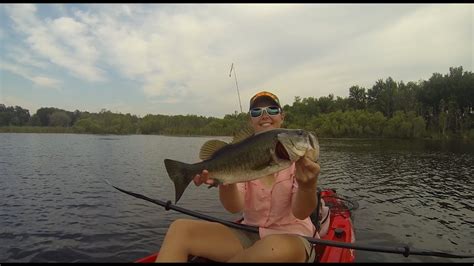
[1,128,471,143]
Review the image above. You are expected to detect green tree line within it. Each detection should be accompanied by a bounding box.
[282,66,472,140]
[1,66,472,140]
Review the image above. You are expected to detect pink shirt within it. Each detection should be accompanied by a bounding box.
[236,163,317,239]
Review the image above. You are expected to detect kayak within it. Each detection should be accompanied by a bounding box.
[315,189,356,263]
[135,188,356,263]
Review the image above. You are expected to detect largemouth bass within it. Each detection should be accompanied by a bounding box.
[164,128,319,203]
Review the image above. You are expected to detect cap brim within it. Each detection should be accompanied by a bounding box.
[250,96,280,109]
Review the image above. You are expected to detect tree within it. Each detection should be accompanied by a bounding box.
[318,94,336,114]
[0,104,12,126]
[0,105,30,126]
[49,111,71,127]
[367,77,397,118]
[395,81,420,114]
[36,107,59,126]
[348,85,367,110]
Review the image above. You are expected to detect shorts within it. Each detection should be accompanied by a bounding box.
[229,228,316,262]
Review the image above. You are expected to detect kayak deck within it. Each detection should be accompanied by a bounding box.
[135,189,355,263]
[316,189,356,262]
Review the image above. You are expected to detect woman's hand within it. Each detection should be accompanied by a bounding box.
[292,154,320,219]
[295,155,320,190]
[193,170,216,186]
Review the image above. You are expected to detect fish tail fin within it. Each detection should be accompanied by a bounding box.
[164,159,195,203]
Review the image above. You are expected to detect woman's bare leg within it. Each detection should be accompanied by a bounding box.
[227,234,307,262]
[156,219,244,262]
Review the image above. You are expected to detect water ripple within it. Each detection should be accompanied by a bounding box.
[0,134,473,262]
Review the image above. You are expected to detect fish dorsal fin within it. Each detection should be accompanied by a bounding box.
[231,126,255,144]
[199,140,228,160]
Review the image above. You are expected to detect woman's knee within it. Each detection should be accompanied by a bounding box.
[166,218,195,239]
[166,219,221,239]
[165,219,243,261]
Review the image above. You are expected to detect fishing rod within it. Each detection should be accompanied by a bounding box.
[229,63,243,113]
[105,180,474,259]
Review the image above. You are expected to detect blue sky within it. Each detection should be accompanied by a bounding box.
[0,4,472,118]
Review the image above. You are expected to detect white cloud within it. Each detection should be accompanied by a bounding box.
[251,4,473,102]
[2,4,472,117]
[6,46,49,69]
[72,5,235,103]
[4,4,106,82]
[0,62,62,90]
[30,76,62,89]
[1,62,31,80]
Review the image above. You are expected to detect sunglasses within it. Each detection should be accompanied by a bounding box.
[249,106,281,118]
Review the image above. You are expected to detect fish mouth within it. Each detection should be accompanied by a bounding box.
[275,141,290,160]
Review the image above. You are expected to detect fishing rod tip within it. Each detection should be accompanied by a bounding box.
[103,178,113,186]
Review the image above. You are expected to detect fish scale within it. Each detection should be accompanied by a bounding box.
[195,139,276,184]
[164,128,319,203]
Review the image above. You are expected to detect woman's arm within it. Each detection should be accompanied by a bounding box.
[219,184,244,213]
[291,157,320,220]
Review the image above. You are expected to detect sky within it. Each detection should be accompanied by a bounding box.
[0,4,472,118]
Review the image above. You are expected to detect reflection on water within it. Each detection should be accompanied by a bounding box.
[320,138,474,262]
[0,133,473,262]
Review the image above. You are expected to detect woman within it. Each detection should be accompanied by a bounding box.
[156,91,321,262]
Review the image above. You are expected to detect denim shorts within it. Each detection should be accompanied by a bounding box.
[229,228,316,262]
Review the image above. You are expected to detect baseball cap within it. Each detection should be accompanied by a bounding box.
[249,91,281,110]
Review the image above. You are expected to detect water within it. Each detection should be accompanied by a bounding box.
[0,133,473,262]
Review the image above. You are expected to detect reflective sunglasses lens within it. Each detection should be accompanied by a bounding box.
[267,106,281,115]
[250,108,263,117]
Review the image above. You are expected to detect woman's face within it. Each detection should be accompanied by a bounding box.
[249,98,285,134]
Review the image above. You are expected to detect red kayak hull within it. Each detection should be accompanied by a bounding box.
[136,189,355,263]
[317,189,355,262]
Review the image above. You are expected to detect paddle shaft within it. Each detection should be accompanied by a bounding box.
[108,183,473,259]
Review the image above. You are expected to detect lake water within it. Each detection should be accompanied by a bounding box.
[0,133,473,262]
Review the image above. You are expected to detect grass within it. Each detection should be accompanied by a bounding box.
[0,126,75,134]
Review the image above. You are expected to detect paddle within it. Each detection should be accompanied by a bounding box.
[105,180,474,259]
